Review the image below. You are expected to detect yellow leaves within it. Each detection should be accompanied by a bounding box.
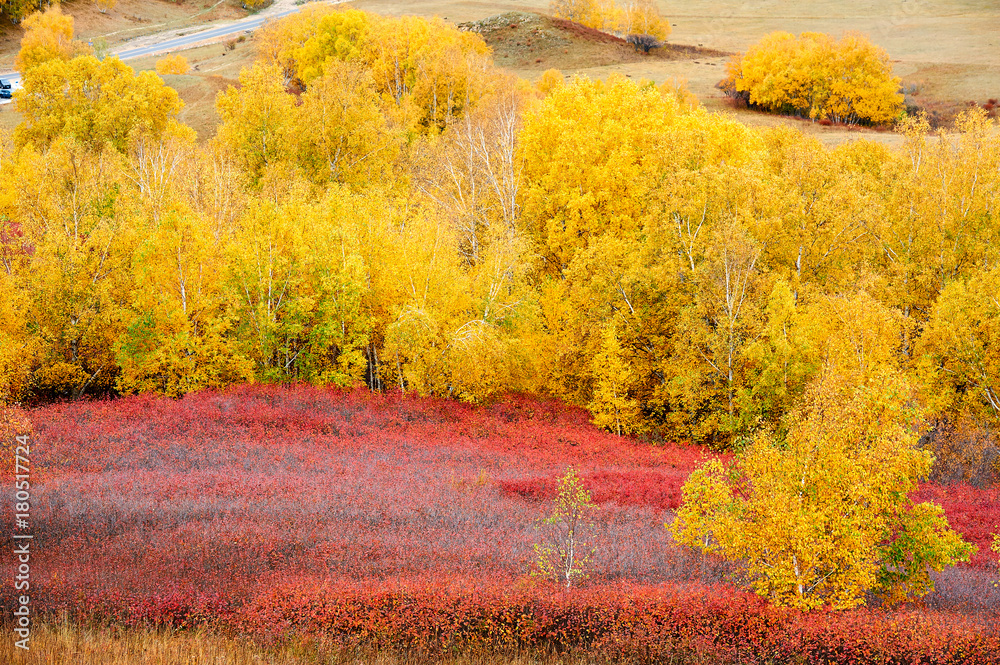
[215,62,295,183]
[727,31,903,125]
[918,264,1000,423]
[620,0,671,40]
[295,59,401,189]
[117,210,252,397]
[674,365,973,610]
[548,0,601,28]
[802,285,909,381]
[6,140,134,398]
[535,69,565,96]
[519,74,680,274]
[14,4,88,73]
[258,7,494,133]
[291,7,371,84]
[155,54,190,76]
[550,0,671,41]
[670,457,731,554]
[222,185,373,387]
[16,55,184,153]
[589,322,642,435]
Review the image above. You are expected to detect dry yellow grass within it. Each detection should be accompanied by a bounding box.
[0,619,598,665]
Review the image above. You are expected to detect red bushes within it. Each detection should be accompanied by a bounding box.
[500,467,693,510]
[2,384,998,660]
[914,484,1000,569]
[237,578,999,664]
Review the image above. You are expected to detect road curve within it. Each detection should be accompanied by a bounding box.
[0,1,336,92]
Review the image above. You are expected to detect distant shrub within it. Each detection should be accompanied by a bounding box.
[535,68,565,96]
[721,31,904,125]
[155,54,189,76]
[626,33,659,53]
[549,0,670,42]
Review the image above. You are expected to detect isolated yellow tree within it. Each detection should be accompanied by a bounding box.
[535,68,565,96]
[621,0,670,39]
[155,54,190,76]
[673,366,974,609]
[95,0,116,15]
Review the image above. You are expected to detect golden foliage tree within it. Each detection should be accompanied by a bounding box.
[295,59,401,188]
[15,4,89,73]
[117,208,251,396]
[673,367,974,609]
[215,62,295,183]
[155,54,190,76]
[257,7,493,133]
[6,141,134,398]
[16,56,184,153]
[589,321,642,435]
[550,0,669,40]
[919,264,1000,425]
[722,32,903,125]
[620,0,670,40]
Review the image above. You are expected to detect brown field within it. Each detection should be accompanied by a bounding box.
[350,0,1000,143]
[0,619,591,665]
[1,0,996,144]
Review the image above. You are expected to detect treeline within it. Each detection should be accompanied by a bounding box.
[1,5,999,457]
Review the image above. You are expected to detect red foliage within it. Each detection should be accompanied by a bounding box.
[239,578,999,663]
[1,384,997,659]
[913,483,1000,569]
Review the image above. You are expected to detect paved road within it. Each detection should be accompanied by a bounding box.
[0,4,304,93]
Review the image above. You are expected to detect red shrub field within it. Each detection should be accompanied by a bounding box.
[3,385,999,663]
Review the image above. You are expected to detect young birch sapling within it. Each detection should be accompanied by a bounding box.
[533,467,599,588]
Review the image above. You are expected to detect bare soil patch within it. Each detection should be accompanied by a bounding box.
[458,11,726,72]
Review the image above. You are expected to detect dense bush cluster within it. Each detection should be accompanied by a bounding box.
[721,31,904,125]
[240,580,1000,664]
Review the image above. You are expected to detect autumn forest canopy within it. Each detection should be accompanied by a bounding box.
[1,2,999,616]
